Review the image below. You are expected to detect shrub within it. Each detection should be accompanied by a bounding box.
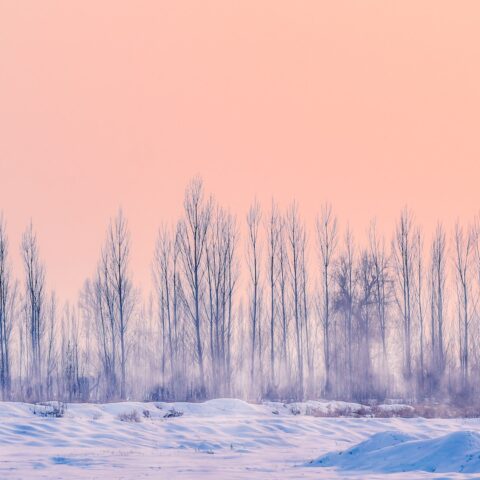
[371,405,415,418]
[118,410,141,422]
[305,404,370,418]
[164,408,183,418]
[32,402,65,418]
[289,405,301,416]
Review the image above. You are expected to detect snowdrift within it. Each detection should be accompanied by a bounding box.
[310,430,480,474]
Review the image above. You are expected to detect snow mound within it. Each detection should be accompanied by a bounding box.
[163,398,262,416]
[310,430,480,473]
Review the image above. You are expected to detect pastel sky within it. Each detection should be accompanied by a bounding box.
[1,1,479,301]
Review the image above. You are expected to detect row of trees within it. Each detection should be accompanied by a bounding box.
[1,179,480,404]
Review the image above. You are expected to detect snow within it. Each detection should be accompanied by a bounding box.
[310,430,480,474]
[0,399,479,478]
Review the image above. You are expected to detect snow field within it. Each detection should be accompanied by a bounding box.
[0,399,480,479]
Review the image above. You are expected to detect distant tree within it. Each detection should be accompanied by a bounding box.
[369,222,390,378]
[106,210,135,400]
[392,208,416,382]
[286,203,306,398]
[278,217,290,387]
[414,228,426,392]
[453,222,473,390]
[84,210,135,400]
[177,178,212,397]
[21,222,45,400]
[334,227,355,398]
[246,201,262,395]
[266,201,281,391]
[317,204,337,396]
[429,224,446,385]
[154,226,174,394]
[205,206,238,395]
[0,215,16,399]
[355,250,376,400]
[45,293,57,399]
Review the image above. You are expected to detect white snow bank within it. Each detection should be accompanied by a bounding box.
[310,430,480,474]
[0,398,421,421]
[0,398,263,421]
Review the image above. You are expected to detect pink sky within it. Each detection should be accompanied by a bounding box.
[1,1,479,301]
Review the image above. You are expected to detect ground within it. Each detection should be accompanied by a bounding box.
[1,399,480,479]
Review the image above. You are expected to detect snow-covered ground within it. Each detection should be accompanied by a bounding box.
[1,399,480,479]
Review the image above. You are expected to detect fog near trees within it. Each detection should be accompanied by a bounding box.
[1,179,480,405]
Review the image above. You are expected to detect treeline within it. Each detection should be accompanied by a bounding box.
[0,178,479,404]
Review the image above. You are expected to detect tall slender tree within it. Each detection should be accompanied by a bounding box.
[246,201,262,395]
[429,223,446,389]
[454,222,473,390]
[266,201,280,391]
[392,208,416,382]
[177,178,212,397]
[0,215,16,399]
[286,203,306,398]
[317,204,337,396]
[21,222,45,400]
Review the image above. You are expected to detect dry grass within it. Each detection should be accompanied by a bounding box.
[117,410,141,422]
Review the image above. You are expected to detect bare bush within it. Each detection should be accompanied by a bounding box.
[289,405,301,415]
[117,410,141,422]
[32,402,65,418]
[163,408,183,418]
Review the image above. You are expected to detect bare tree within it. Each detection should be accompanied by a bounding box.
[300,224,312,395]
[45,292,57,399]
[91,255,118,400]
[286,203,306,398]
[414,229,426,392]
[0,215,16,399]
[334,227,355,397]
[278,218,290,388]
[369,222,390,380]
[429,223,446,389]
[61,303,83,401]
[153,226,174,394]
[355,250,376,400]
[266,201,281,391]
[317,204,338,396]
[21,222,45,400]
[107,210,134,400]
[205,206,238,395]
[454,222,473,390]
[84,210,135,400]
[246,201,262,395]
[392,208,416,382]
[177,178,212,397]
